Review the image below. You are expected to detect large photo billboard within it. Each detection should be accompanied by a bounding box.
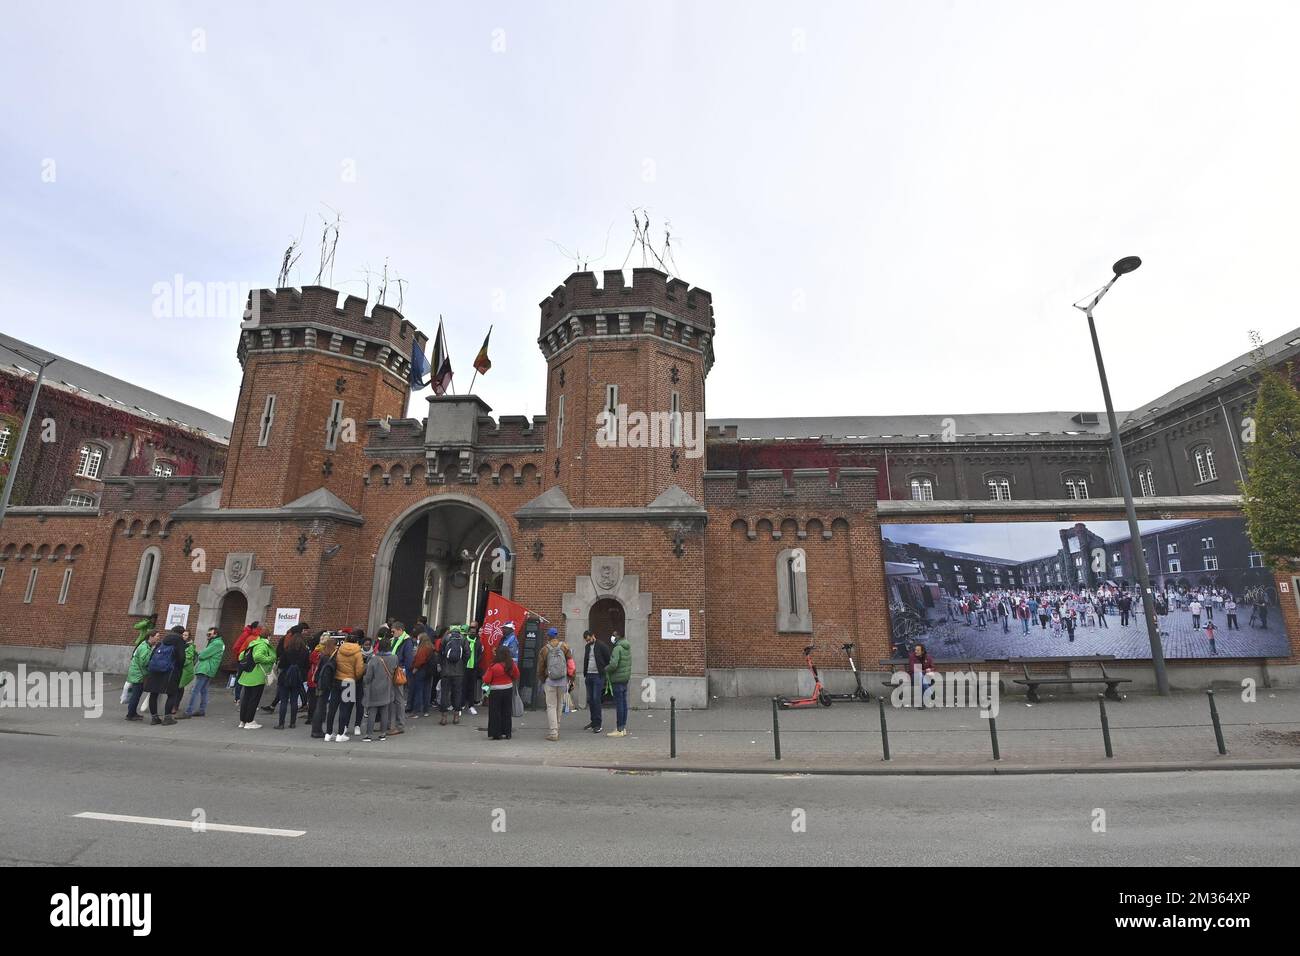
[882,516,1291,661]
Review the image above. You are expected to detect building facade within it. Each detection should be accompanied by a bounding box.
[1,270,1297,700]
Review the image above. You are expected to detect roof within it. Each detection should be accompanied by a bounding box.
[708,411,1110,442]
[0,332,232,442]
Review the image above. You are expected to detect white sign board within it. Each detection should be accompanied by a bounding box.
[165,603,190,630]
[661,608,690,641]
[274,608,302,635]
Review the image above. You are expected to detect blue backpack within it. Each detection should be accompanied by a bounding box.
[148,640,177,674]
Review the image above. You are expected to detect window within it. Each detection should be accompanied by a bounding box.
[152,460,174,477]
[1113,552,1121,564]
[670,391,682,447]
[1064,477,1089,499]
[1194,446,1218,483]
[603,385,619,442]
[0,566,5,590]
[76,444,104,479]
[1203,556,1219,571]
[324,399,345,450]
[776,547,812,632]
[1167,543,1178,555]
[257,394,277,447]
[129,547,162,616]
[1168,559,1181,574]
[64,492,96,508]
[556,394,565,449]
[24,567,38,603]
[1136,466,1155,497]
[58,568,73,605]
[0,424,10,458]
[910,478,934,501]
[1249,551,1265,568]
[1074,556,1084,567]
[1201,537,1215,550]
[987,477,1012,501]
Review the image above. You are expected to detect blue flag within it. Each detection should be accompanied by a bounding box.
[410,338,431,389]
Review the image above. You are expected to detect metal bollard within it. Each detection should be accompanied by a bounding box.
[669,696,677,759]
[878,696,891,761]
[771,698,782,761]
[988,714,1000,761]
[1098,694,1114,758]
[1207,690,1227,755]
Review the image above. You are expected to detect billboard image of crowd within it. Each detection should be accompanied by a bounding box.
[882,516,1292,661]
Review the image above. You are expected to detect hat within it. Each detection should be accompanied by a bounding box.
[502,623,515,634]
[547,627,558,638]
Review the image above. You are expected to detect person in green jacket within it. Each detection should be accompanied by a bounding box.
[605,631,632,737]
[124,631,159,721]
[180,628,224,718]
[236,632,277,729]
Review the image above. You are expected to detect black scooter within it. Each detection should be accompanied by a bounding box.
[822,642,872,703]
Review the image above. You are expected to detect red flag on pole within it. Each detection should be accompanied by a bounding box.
[482,592,530,664]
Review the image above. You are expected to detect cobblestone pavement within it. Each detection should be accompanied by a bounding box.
[915,606,1290,660]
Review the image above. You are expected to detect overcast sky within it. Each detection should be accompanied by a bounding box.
[884,519,1193,561]
[3,1,1298,427]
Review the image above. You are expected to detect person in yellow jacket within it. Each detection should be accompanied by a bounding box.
[326,631,366,742]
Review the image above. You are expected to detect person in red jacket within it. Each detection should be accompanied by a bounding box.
[482,645,520,740]
[230,623,261,703]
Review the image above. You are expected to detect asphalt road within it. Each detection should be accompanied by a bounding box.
[1,731,1295,866]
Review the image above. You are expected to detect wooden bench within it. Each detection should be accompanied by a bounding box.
[1009,655,1131,703]
[877,659,1008,692]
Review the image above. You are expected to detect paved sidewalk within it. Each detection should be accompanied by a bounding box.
[1,662,1298,774]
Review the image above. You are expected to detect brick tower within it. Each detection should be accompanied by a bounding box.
[537,268,715,507]
[221,287,427,512]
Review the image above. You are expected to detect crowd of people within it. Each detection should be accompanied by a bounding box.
[122,614,634,743]
[943,583,1265,647]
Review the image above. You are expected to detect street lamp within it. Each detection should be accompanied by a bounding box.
[0,343,57,530]
[1074,256,1170,695]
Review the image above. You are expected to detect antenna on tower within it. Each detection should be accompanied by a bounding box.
[277,216,307,287]
[377,258,390,305]
[548,219,613,273]
[315,205,343,286]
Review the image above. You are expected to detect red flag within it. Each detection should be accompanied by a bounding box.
[482,592,529,664]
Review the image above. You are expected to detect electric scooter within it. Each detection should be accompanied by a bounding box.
[776,645,832,709]
[822,642,872,703]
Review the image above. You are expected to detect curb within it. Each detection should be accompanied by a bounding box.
[554,759,1300,777]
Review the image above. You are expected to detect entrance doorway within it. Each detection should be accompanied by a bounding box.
[217,590,248,669]
[588,597,625,643]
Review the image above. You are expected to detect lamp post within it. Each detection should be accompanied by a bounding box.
[0,344,57,530]
[1074,256,1170,695]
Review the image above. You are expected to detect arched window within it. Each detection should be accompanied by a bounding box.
[909,476,935,501]
[64,491,97,508]
[1063,475,1089,500]
[1135,465,1155,497]
[776,547,812,633]
[986,475,1012,501]
[129,546,162,616]
[76,444,105,479]
[1193,445,1218,483]
[152,459,174,477]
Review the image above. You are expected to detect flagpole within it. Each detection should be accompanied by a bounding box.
[444,315,457,396]
[468,324,492,395]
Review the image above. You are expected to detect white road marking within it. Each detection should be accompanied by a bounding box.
[74,811,304,837]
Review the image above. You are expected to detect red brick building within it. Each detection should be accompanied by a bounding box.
[0,271,1296,702]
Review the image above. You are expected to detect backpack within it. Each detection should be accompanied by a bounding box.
[443,633,465,666]
[148,640,176,674]
[238,644,259,674]
[545,643,567,681]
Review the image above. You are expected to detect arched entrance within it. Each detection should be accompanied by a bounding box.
[217,591,248,668]
[588,597,625,642]
[370,494,515,635]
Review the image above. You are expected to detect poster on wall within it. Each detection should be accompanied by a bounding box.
[273,608,301,635]
[881,516,1291,661]
[661,609,690,640]
[165,604,190,630]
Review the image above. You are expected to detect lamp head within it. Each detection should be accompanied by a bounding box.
[1112,256,1142,276]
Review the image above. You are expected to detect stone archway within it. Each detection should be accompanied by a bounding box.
[562,557,652,701]
[194,552,275,649]
[369,493,516,635]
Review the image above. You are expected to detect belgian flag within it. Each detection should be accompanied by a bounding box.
[473,327,493,375]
